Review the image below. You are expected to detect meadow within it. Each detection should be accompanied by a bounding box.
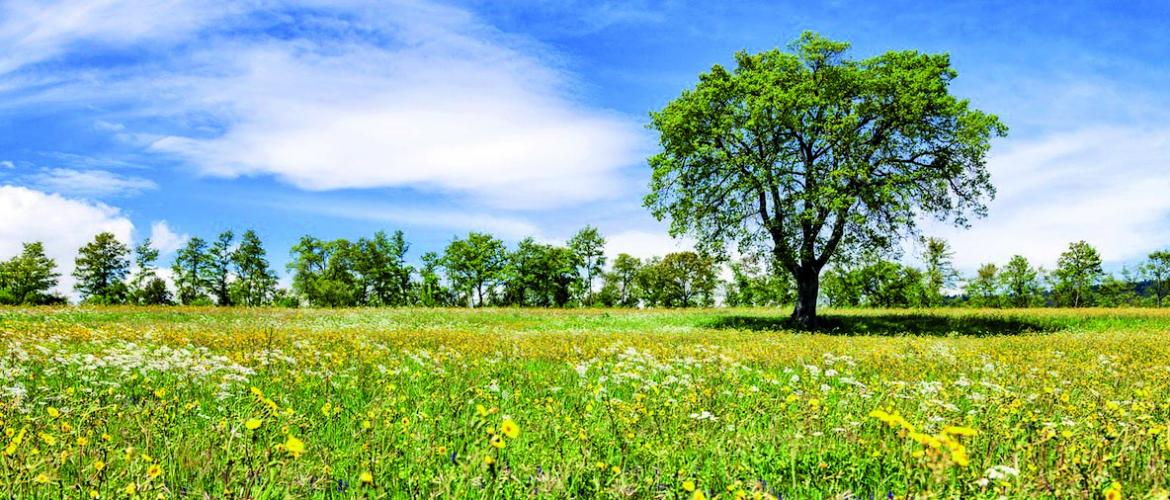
[1,307,1168,499]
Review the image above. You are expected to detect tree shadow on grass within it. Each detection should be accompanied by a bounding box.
[704,313,1060,337]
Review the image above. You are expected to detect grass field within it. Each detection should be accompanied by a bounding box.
[1,307,1169,498]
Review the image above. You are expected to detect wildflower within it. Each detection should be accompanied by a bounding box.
[245,418,262,430]
[693,489,708,500]
[47,407,60,418]
[483,455,495,465]
[360,471,373,485]
[94,460,106,472]
[1104,482,1122,500]
[683,480,696,492]
[285,436,305,458]
[489,435,506,449]
[35,473,50,484]
[611,465,621,474]
[476,404,489,417]
[943,425,978,437]
[147,464,161,479]
[501,418,520,439]
[124,483,137,495]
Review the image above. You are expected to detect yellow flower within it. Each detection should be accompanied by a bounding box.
[284,436,305,458]
[610,465,621,475]
[1104,482,1122,500]
[94,460,106,472]
[245,418,262,430]
[47,407,60,418]
[476,404,488,417]
[693,489,708,500]
[683,480,696,492]
[489,435,506,449]
[483,455,495,465]
[40,433,56,446]
[943,425,978,437]
[124,483,137,496]
[501,419,520,439]
[360,471,373,485]
[35,473,50,484]
[147,464,161,479]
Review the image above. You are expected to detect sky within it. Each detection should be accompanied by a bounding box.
[1,0,1169,294]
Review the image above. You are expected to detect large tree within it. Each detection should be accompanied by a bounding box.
[645,32,1005,326]
[73,232,131,304]
[172,237,211,305]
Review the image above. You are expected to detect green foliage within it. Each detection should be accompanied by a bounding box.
[1052,241,1103,307]
[1143,250,1170,307]
[636,252,718,307]
[205,231,235,306]
[0,241,62,305]
[129,238,172,305]
[230,229,278,306]
[502,238,578,307]
[567,226,606,306]
[822,259,926,308]
[965,263,1001,307]
[920,236,957,306]
[723,255,794,307]
[442,232,507,307]
[172,237,211,305]
[602,253,643,307]
[72,232,130,304]
[646,31,1005,325]
[1000,255,1042,308]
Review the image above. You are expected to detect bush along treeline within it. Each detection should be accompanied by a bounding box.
[2,228,1169,308]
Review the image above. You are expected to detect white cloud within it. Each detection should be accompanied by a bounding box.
[0,0,239,75]
[299,202,540,241]
[0,0,649,210]
[26,168,157,197]
[928,127,1170,270]
[0,160,13,169]
[0,185,134,296]
[604,229,694,260]
[148,220,188,255]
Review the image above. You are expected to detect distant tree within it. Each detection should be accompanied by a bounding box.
[130,238,171,305]
[0,242,61,305]
[1098,267,1138,307]
[920,236,958,306]
[316,239,362,307]
[73,232,130,304]
[230,229,277,306]
[354,230,413,306]
[416,251,449,307]
[822,257,924,308]
[606,253,642,307]
[724,255,793,307]
[1053,241,1103,308]
[639,252,718,307]
[965,263,1000,307]
[1000,255,1041,308]
[504,238,577,307]
[204,231,235,306]
[172,237,211,305]
[442,232,507,307]
[645,32,1005,327]
[288,235,330,306]
[1143,250,1170,307]
[567,226,606,306]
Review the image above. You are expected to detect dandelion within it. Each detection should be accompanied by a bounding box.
[94,460,106,472]
[124,483,137,496]
[501,418,520,439]
[483,455,495,465]
[489,435,506,449]
[284,436,305,458]
[245,418,262,430]
[1104,482,1123,500]
[147,464,161,479]
[359,471,373,485]
[47,407,60,418]
[34,473,49,484]
[683,480,696,492]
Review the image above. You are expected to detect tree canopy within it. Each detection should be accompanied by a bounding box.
[646,31,1005,325]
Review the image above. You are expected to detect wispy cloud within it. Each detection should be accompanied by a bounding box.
[148,220,188,254]
[25,168,157,197]
[929,126,1170,270]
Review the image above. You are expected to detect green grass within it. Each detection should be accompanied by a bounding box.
[1,306,1168,498]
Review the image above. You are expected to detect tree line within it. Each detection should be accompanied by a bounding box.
[2,227,1167,308]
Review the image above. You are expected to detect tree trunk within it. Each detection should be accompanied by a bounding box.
[791,267,819,328]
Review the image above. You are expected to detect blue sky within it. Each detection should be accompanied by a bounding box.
[2,0,1169,292]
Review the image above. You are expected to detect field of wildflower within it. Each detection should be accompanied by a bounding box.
[1,307,1168,499]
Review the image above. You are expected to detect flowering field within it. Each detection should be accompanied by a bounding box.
[1,307,1169,498]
